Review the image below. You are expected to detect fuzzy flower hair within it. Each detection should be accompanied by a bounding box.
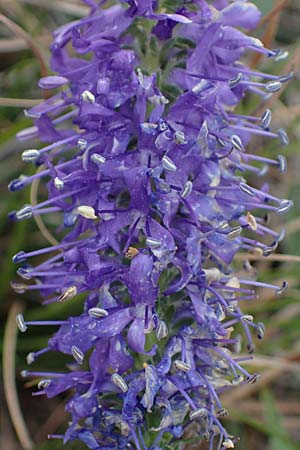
[12,1,292,449]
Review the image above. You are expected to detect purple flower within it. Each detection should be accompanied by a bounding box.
[12,1,292,449]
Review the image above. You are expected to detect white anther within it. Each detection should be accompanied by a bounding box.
[91,154,106,165]
[77,205,97,219]
[111,373,128,393]
[38,379,52,389]
[162,155,177,172]
[81,90,95,103]
[71,345,84,365]
[156,321,168,340]
[189,408,207,420]
[88,307,109,318]
[22,149,40,162]
[246,212,257,231]
[16,314,27,332]
[26,352,35,365]
[227,226,242,240]
[174,360,191,372]
[203,268,222,283]
[225,277,240,289]
[57,286,77,302]
[181,181,193,199]
[223,438,235,449]
[78,138,87,150]
[146,237,161,248]
[54,177,64,190]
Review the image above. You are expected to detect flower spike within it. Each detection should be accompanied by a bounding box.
[11,1,292,449]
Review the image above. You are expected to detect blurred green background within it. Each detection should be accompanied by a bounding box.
[0,1,300,450]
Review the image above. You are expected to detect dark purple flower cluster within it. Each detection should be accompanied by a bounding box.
[12,1,292,449]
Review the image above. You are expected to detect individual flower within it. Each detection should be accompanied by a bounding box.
[12,1,292,449]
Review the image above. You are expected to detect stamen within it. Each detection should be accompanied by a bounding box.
[77,205,97,220]
[17,267,32,280]
[265,80,282,93]
[231,124,277,138]
[174,360,191,372]
[181,181,193,198]
[239,183,254,196]
[91,153,106,165]
[38,135,78,156]
[26,352,35,365]
[223,438,235,449]
[156,320,168,340]
[277,128,289,146]
[21,149,41,163]
[24,320,67,326]
[239,278,288,295]
[57,286,77,302]
[226,226,242,241]
[189,408,207,420]
[246,212,257,231]
[274,49,289,61]
[141,122,158,135]
[276,154,287,173]
[146,237,161,248]
[16,313,27,332]
[241,315,254,324]
[276,281,288,296]
[261,109,272,129]
[256,322,265,340]
[31,188,84,211]
[203,268,222,284]
[81,90,95,104]
[217,408,229,418]
[230,135,244,151]
[247,373,260,384]
[16,204,33,221]
[12,251,27,264]
[88,307,109,318]
[262,243,278,257]
[54,177,64,190]
[228,72,242,88]
[78,138,87,150]
[174,130,187,145]
[276,200,293,215]
[8,178,26,192]
[12,238,90,262]
[38,75,69,90]
[162,155,177,172]
[21,370,63,378]
[38,379,52,389]
[278,72,294,83]
[125,247,139,259]
[111,373,128,392]
[71,345,84,365]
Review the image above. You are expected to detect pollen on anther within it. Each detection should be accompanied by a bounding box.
[125,247,139,259]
